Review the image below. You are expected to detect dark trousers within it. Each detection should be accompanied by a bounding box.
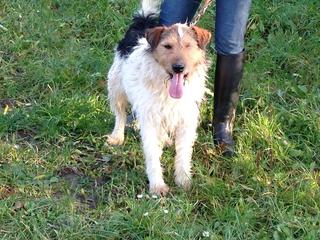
[159,0,252,55]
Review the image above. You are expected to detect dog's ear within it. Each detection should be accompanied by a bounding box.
[145,26,165,50]
[191,26,212,49]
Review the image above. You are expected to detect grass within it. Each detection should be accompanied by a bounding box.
[0,0,319,239]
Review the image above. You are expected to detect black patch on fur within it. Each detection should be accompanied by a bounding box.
[117,13,160,58]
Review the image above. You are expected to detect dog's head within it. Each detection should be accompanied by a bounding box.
[146,24,211,99]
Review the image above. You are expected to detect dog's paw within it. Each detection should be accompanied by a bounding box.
[175,174,191,190]
[149,184,170,196]
[106,134,124,146]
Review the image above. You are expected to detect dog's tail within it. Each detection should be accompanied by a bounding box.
[140,0,161,16]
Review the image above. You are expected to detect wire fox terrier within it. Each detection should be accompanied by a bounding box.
[107,0,211,195]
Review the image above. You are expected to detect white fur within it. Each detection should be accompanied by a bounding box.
[107,36,208,194]
[139,0,161,16]
[177,24,185,39]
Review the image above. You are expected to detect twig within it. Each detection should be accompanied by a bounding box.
[190,0,214,26]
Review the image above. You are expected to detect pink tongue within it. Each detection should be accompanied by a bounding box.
[169,73,184,99]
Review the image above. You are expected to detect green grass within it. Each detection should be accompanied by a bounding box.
[0,0,319,239]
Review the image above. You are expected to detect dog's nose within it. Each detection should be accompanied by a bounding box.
[172,63,185,73]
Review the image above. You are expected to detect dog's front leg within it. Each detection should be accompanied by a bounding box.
[174,122,197,190]
[140,123,169,196]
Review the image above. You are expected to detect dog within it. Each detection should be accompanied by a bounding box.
[107,0,211,195]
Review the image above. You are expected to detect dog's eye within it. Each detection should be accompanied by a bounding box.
[163,44,172,49]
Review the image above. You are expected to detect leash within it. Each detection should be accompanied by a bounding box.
[190,0,214,26]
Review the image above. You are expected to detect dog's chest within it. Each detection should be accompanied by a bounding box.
[144,94,199,133]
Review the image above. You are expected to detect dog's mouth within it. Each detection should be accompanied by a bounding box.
[168,73,188,99]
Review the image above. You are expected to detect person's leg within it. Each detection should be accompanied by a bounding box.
[213,0,252,155]
[160,0,201,26]
[215,0,252,55]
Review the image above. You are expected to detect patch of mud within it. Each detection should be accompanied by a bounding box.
[0,185,16,200]
[57,166,110,209]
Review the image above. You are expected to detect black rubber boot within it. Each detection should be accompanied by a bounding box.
[213,52,245,156]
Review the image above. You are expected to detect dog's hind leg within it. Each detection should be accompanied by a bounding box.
[107,92,127,145]
[107,60,128,146]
